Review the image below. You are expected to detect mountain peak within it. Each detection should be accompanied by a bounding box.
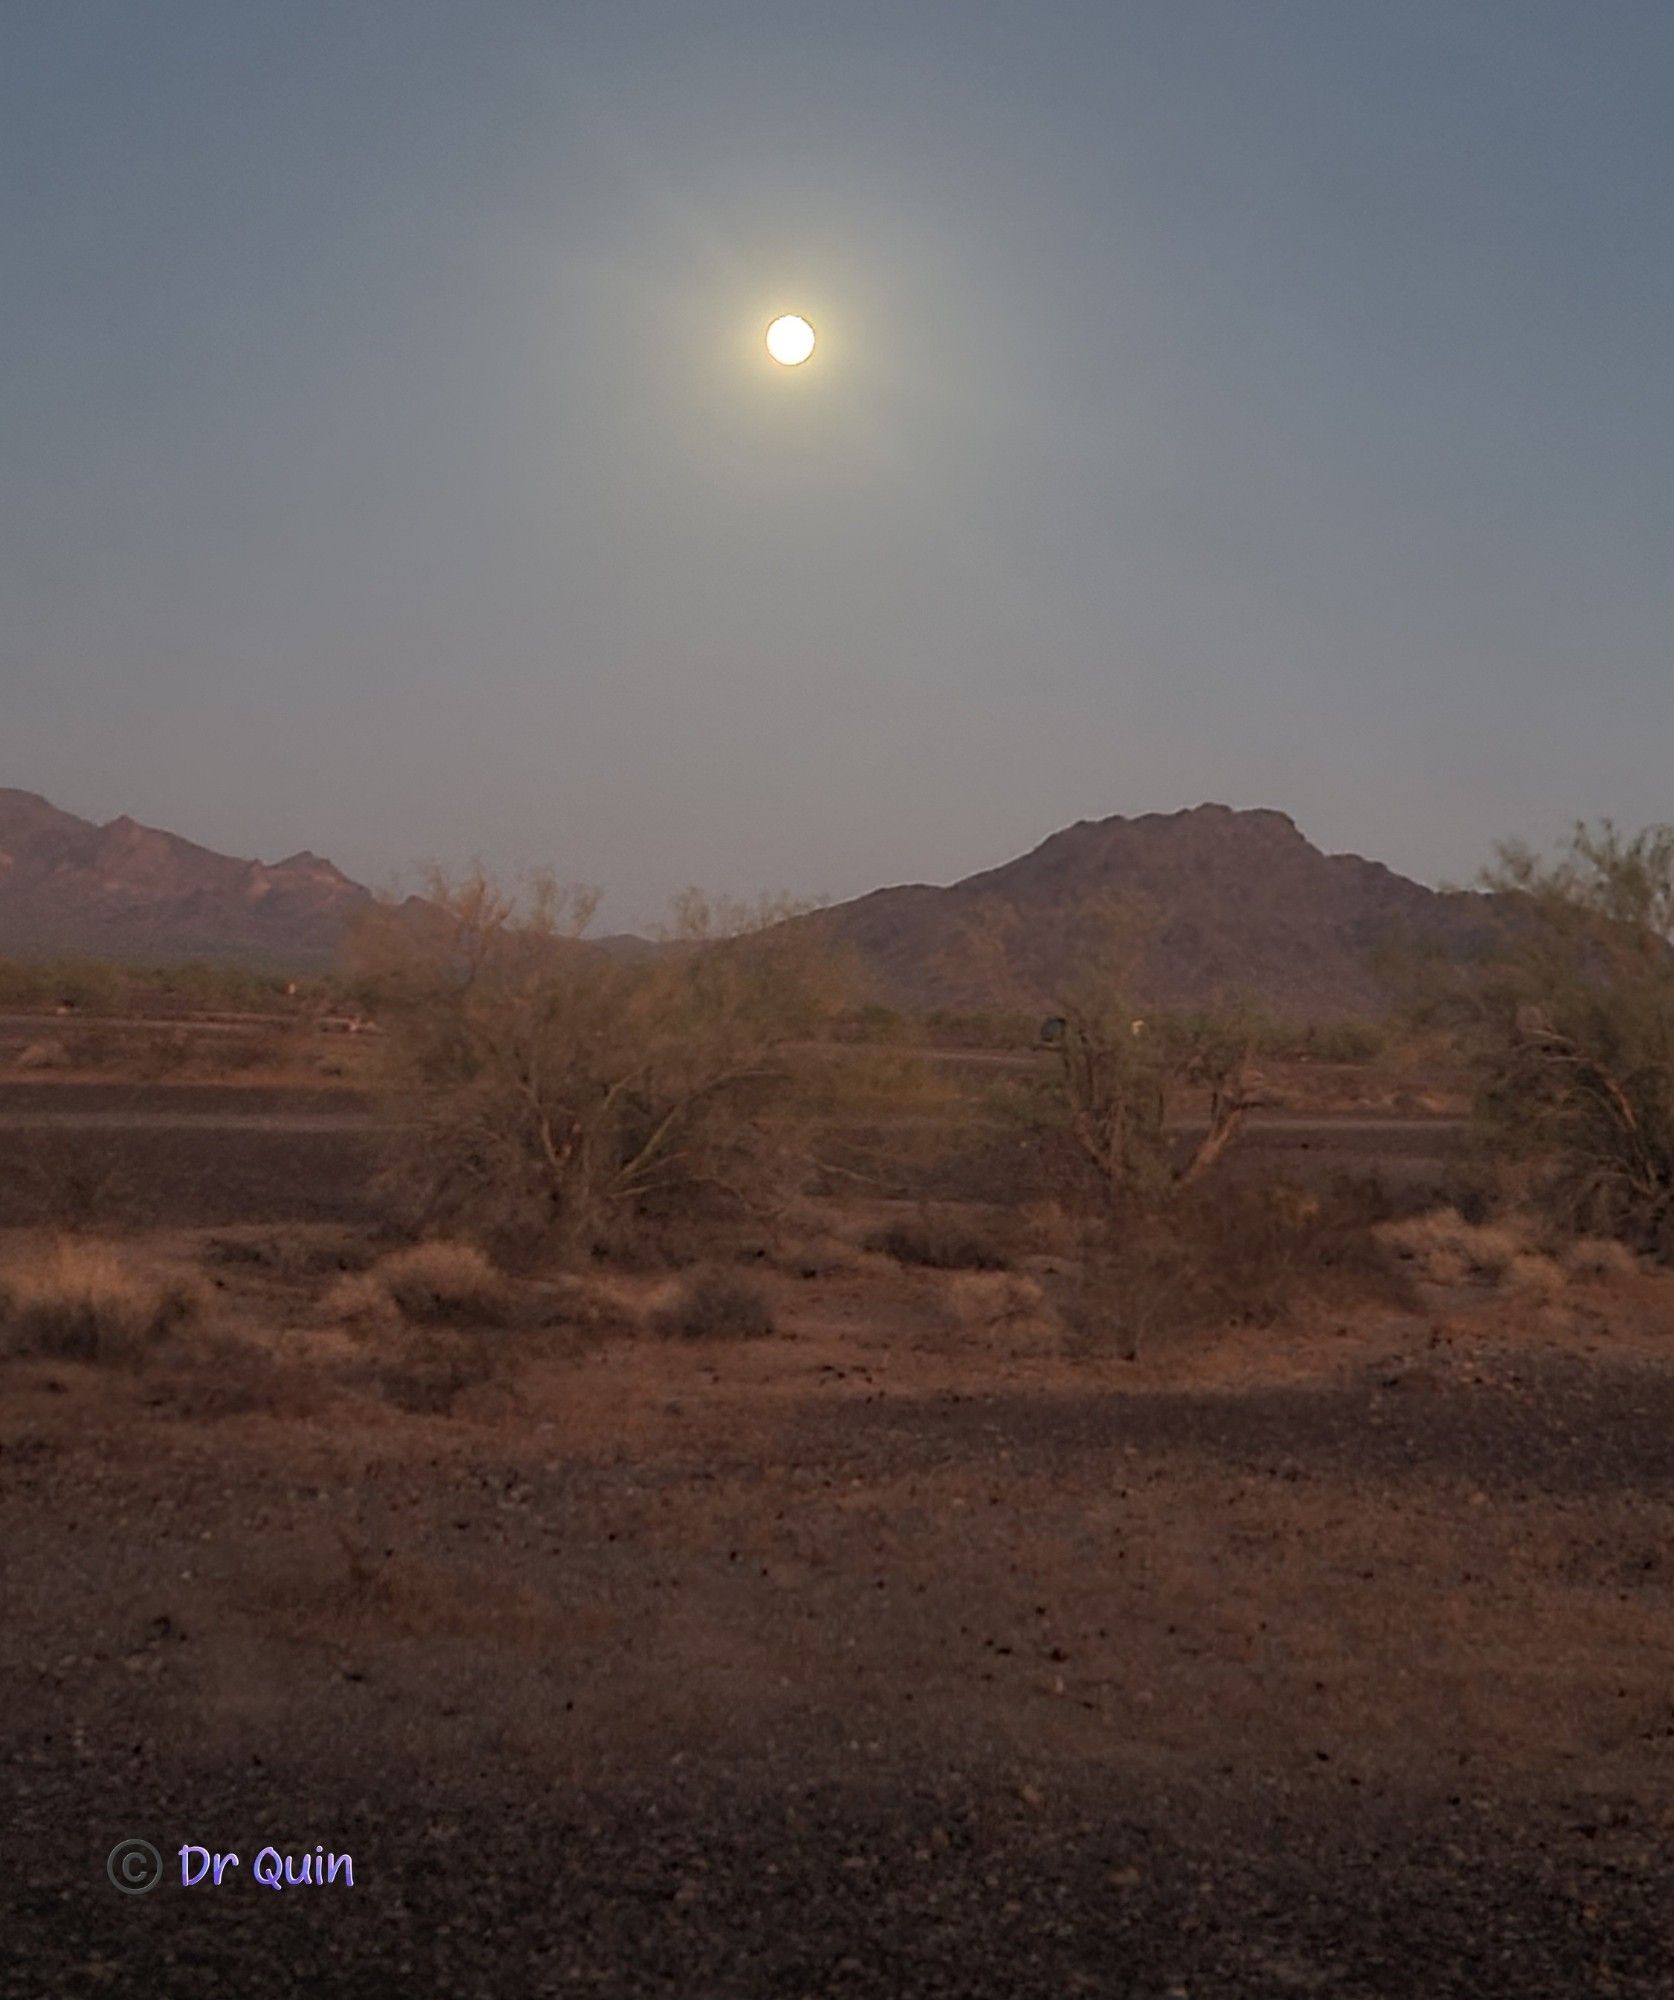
[0,788,1495,1009]
[818,805,1490,1016]
[0,790,371,969]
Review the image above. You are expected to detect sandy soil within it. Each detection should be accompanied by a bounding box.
[4,1224,1673,1995]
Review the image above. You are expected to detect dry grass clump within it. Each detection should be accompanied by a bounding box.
[1560,1235,1641,1281]
[651,1267,776,1340]
[866,1206,1013,1271]
[371,1328,507,1416]
[520,1272,639,1332]
[324,1241,515,1328]
[1379,1205,1652,1297]
[0,1239,206,1364]
[1502,1250,1567,1299]
[1379,1208,1535,1287]
[1377,1206,1631,1299]
[946,1271,1055,1339]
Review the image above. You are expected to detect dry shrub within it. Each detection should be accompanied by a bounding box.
[324,1241,515,1328]
[1561,1235,1641,1280]
[1431,822,1674,1258]
[520,1272,638,1331]
[1058,1177,1409,1359]
[318,1242,530,1413]
[1379,1208,1532,1286]
[651,1268,776,1340]
[372,1328,507,1416]
[1503,1250,1566,1299]
[0,1239,205,1364]
[946,1271,1054,1337]
[142,1333,334,1423]
[866,1206,1013,1271]
[15,1039,71,1071]
[352,870,913,1265]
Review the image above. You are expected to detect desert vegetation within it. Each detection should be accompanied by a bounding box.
[5,831,1674,2000]
[0,953,336,1016]
[0,1237,204,1364]
[349,869,928,1265]
[1409,821,1674,1262]
[650,1266,777,1340]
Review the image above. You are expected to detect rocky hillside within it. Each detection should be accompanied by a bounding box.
[813,804,1497,1016]
[0,790,373,968]
[0,791,1498,1009]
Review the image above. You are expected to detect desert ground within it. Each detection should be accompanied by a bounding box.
[4,1022,1673,1997]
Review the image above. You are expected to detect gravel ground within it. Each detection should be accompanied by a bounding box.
[9,1763,1674,1997]
[5,1238,1673,1995]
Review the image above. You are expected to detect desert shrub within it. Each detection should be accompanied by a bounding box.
[325,1241,515,1328]
[651,1268,776,1340]
[372,1328,506,1415]
[946,1271,1053,1334]
[1058,1177,1408,1358]
[958,897,1267,1217]
[1379,1208,1528,1285]
[1503,1250,1566,1299]
[866,1206,1013,1270]
[1561,1236,1640,1281]
[15,1039,72,1071]
[519,1272,637,1330]
[0,1240,205,1364]
[1425,823,1674,1259]
[352,869,917,1264]
[1377,1207,1597,1302]
[1087,1000,1268,1204]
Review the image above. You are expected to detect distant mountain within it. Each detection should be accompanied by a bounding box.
[0,790,1499,1011]
[811,804,1498,1017]
[0,790,375,969]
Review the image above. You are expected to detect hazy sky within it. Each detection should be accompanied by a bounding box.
[4,2,1670,926]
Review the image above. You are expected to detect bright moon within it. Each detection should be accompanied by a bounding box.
[765,314,816,366]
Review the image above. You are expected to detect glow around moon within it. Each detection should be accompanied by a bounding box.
[765,314,816,366]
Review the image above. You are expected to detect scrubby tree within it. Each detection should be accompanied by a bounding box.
[1455,822,1674,1257]
[1053,985,1267,1213]
[1023,900,1267,1216]
[349,868,912,1262]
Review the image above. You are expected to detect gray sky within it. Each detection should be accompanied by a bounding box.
[4,1,1670,926]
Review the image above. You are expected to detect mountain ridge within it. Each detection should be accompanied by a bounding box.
[807,802,1496,1016]
[0,789,1495,1012]
[0,789,376,970]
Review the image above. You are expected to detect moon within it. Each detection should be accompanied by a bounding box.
[765,314,816,366]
